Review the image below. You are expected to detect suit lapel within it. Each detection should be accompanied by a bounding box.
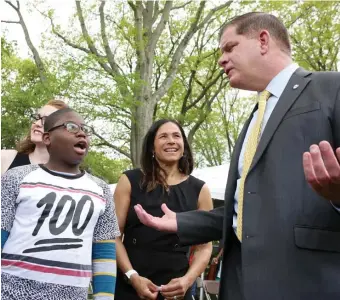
[248,68,312,174]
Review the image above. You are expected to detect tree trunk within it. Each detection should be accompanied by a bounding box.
[130,98,155,167]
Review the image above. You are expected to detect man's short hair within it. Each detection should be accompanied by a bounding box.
[221,12,291,54]
[44,108,75,132]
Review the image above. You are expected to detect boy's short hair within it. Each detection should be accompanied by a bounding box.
[44,108,75,132]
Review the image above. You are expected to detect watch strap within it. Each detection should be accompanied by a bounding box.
[125,269,138,279]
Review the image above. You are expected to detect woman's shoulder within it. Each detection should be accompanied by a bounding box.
[188,174,205,190]
[123,168,143,182]
[1,149,18,175]
[1,149,18,158]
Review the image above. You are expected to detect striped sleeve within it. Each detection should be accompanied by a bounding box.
[1,230,9,250]
[92,240,116,300]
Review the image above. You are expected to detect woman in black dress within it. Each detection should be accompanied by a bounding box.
[1,99,68,174]
[114,119,213,300]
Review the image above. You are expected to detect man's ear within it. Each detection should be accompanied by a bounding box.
[258,29,270,55]
[42,132,51,147]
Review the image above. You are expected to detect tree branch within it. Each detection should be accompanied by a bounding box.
[171,1,193,11]
[46,14,101,56]
[186,70,224,112]
[99,0,122,75]
[180,70,196,115]
[188,76,228,145]
[5,0,19,11]
[148,1,172,53]
[75,0,114,76]
[152,1,206,102]
[5,0,47,84]
[153,1,232,103]
[92,130,131,159]
[105,15,134,48]
[158,1,192,14]
[131,1,146,68]
[127,1,136,13]
[1,20,20,24]
[151,1,160,25]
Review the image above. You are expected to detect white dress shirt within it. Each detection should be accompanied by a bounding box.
[232,63,300,232]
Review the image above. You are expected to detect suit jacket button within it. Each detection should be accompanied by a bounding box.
[133,238,137,244]
[174,244,179,248]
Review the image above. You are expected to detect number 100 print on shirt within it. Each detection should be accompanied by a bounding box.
[24,191,95,253]
[17,181,106,254]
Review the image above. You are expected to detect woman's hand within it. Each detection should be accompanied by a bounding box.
[211,257,219,265]
[130,274,159,300]
[160,276,192,300]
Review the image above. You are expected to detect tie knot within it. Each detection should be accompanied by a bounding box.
[259,90,271,103]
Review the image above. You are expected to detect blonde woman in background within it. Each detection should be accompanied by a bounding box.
[1,99,68,175]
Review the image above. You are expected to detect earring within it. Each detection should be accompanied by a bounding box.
[152,153,155,159]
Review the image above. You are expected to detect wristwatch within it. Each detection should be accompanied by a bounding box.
[125,269,138,284]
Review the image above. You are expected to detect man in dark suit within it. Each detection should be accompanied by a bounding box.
[134,12,340,300]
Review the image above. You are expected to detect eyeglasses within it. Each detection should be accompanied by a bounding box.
[47,121,93,136]
[31,113,47,125]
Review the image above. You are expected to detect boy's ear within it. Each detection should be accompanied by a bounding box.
[42,132,51,147]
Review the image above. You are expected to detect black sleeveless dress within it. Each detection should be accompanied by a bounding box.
[115,169,205,300]
[7,153,30,170]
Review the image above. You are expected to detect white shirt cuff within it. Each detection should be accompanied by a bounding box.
[331,201,340,212]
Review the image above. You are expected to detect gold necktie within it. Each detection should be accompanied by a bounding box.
[237,90,271,241]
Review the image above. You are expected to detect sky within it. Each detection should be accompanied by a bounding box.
[2,0,75,58]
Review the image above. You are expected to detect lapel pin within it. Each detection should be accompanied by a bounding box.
[293,84,299,89]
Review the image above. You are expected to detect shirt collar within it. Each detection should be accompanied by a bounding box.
[265,63,299,98]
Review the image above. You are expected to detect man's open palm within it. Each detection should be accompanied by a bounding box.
[303,141,340,205]
[134,203,178,232]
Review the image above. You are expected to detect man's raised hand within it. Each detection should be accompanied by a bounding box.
[134,203,178,232]
[303,141,340,205]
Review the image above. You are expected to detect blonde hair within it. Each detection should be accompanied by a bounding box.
[16,99,69,154]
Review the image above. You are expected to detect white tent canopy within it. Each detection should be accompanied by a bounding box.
[191,163,229,200]
[109,163,229,200]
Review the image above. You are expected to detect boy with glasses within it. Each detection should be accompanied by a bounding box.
[1,108,120,300]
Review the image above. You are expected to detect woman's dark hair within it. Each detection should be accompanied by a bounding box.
[141,119,194,192]
[16,99,69,154]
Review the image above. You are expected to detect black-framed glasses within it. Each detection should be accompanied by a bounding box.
[31,113,47,125]
[47,121,93,136]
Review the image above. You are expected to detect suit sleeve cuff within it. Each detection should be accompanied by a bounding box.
[331,201,340,213]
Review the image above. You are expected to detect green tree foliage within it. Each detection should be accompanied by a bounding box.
[1,37,52,148]
[290,1,339,71]
[81,151,131,184]
[257,0,339,71]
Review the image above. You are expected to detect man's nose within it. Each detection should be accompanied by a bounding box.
[218,53,228,67]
